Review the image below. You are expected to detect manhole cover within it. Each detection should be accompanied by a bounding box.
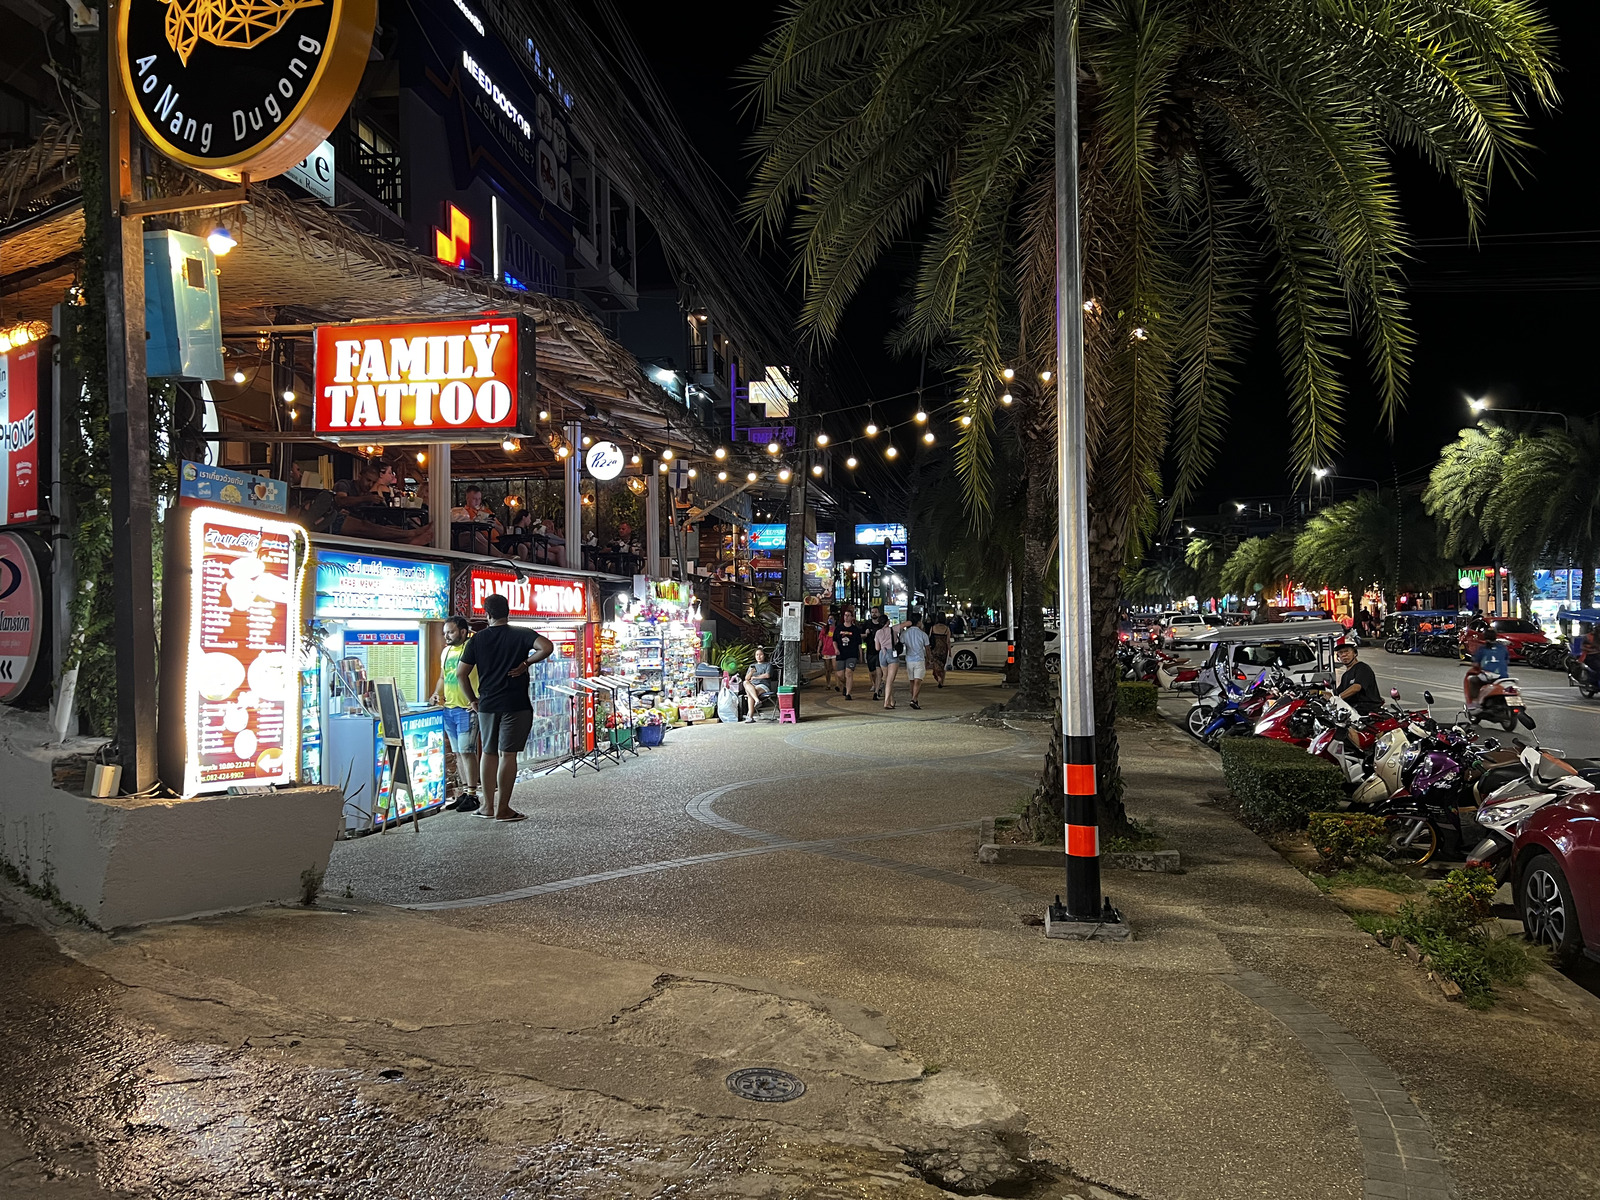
[725,1067,806,1103]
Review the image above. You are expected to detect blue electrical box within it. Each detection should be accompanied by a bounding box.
[143,229,223,380]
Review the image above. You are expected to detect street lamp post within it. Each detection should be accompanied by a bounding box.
[1050,1,1120,935]
[1468,398,1569,431]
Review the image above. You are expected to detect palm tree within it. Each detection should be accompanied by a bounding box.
[1292,490,1451,601]
[1218,533,1297,601]
[745,1,1556,835]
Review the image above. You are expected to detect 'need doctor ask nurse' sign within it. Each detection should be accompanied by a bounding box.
[312,316,536,441]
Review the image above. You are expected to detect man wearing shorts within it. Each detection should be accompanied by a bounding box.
[429,615,480,810]
[834,609,864,700]
[456,593,554,822]
[899,612,931,710]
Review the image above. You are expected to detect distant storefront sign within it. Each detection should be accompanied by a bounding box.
[179,461,288,514]
[0,532,43,702]
[0,342,44,526]
[284,139,336,205]
[749,523,787,551]
[314,551,451,620]
[312,316,535,441]
[855,523,908,546]
[585,441,624,480]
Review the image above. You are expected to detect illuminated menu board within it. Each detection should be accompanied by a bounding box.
[186,509,305,795]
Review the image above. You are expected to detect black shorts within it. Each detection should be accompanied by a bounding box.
[476,709,534,753]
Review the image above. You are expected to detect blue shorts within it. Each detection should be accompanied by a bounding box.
[442,706,477,754]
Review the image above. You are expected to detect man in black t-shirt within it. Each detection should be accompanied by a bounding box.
[1334,640,1381,716]
[834,609,864,700]
[457,593,554,821]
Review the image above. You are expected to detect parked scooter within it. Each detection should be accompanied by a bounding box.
[1466,742,1598,883]
[1565,655,1599,700]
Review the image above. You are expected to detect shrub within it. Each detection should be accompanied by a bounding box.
[1118,680,1158,718]
[1220,737,1345,831]
[1380,867,1531,1008]
[1307,812,1390,869]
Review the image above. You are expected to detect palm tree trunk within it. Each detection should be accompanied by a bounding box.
[1018,490,1131,841]
[1012,393,1053,710]
[1583,541,1596,611]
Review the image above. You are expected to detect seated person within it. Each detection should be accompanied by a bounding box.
[540,517,567,567]
[502,510,536,559]
[296,462,433,545]
[449,484,503,553]
[741,648,775,722]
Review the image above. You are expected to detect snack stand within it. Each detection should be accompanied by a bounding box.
[305,547,453,832]
[454,565,598,768]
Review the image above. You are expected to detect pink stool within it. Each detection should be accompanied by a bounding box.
[777,692,798,724]
[778,707,797,724]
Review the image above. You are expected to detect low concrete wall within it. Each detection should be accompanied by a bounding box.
[0,710,344,928]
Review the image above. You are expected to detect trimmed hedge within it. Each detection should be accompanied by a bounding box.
[1118,680,1158,718]
[1306,812,1389,868]
[1220,737,1344,831]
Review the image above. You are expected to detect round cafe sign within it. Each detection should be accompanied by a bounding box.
[118,0,376,181]
[0,533,43,704]
[585,441,625,481]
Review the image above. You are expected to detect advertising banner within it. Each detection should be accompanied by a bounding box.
[855,523,908,546]
[179,461,289,513]
[803,532,835,599]
[312,315,535,441]
[314,550,450,620]
[456,566,587,620]
[0,532,43,702]
[185,509,305,794]
[749,523,787,550]
[0,343,43,526]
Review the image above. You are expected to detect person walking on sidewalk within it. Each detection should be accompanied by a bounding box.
[835,610,864,700]
[429,615,481,811]
[927,613,952,689]
[819,619,839,689]
[875,616,901,709]
[866,614,883,699]
[456,593,554,822]
[900,612,930,709]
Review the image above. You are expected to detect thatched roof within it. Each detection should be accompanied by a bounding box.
[1,135,728,467]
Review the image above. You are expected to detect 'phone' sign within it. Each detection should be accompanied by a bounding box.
[0,344,41,525]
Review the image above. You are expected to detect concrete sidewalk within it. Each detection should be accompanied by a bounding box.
[2,672,1597,1200]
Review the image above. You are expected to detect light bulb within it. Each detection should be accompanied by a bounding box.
[631,453,641,465]
[714,446,727,459]
[659,461,670,472]
[582,435,592,446]
[232,370,246,384]
[556,445,569,458]
[282,389,295,402]
[688,468,698,478]
[1001,367,1015,380]
[923,431,934,444]
[767,441,780,454]
[717,470,728,481]
[811,464,823,476]
[747,471,758,482]
[846,456,858,468]
[815,433,829,446]
[886,445,899,459]
[778,467,791,481]
[1040,370,1052,383]
[866,423,878,436]
[288,408,298,421]
[662,447,674,461]
[1001,393,1013,405]
[206,227,236,256]
[914,410,927,423]
[961,415,972,426]
[538,409,550,420]
[416,451,426,464]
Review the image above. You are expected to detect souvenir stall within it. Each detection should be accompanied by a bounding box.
[602,580,705,722]
[455,565,598,767]
[304,547,453,832]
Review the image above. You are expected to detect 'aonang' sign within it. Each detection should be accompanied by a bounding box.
[312,316,539,442]
[118,0,376,180]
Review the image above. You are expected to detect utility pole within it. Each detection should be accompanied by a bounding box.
[1048,1,1119,934]
[781,456,808,688]
[103,8,159,792]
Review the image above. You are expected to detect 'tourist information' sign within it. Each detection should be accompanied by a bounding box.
[0,343,43,526]
[186,509,304,794]
[118,0,376,181]
[314,551,450,620]
[312,316,535,441]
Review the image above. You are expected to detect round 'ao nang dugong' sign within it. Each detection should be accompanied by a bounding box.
[118,0,376,181]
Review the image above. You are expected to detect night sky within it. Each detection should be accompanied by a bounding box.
[615,0,1600,521]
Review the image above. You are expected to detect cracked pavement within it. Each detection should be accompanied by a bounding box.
[2,672,1598,1199]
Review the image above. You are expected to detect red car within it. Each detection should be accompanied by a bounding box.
[1461,618,1549,663]
[1512,791,1600,966]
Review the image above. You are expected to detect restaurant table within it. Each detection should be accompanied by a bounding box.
[349,503,424,528]
[450,521,499,552]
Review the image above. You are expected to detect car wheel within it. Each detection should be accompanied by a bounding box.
[1519,852,1584,967]
[1045,657,1059,674]
[953,650,978,671]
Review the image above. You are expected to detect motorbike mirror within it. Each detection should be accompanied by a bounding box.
[1518,711,1537,730]
[1520,744,1541,772]
[1389,687,1401,699]
[1423,690,1434,705]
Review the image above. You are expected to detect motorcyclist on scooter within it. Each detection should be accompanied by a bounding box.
[1466,627,1510,714]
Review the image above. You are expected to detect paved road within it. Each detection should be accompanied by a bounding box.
[1361,648,1600,756]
